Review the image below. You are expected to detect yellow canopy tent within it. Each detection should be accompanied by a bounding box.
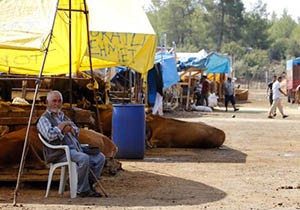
[0,0,156,75]
[0,0,156,204]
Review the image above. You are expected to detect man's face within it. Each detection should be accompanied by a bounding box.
[47,93,62,113]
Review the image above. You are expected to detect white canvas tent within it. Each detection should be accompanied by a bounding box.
[176,49,208,63]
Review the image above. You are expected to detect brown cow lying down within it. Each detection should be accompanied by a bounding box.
[78,128,118,158]
[95,105,225,148]
[146,115,225,148]
[0,126,120,174]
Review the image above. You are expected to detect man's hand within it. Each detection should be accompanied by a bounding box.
[63,125,76,136]
[58,121,76,135]
[279,88,287,97]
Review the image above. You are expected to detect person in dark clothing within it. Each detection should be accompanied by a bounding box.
[154,63,164,97]
[224,77,239,112]
[194,80,202,106]
[200,76,210,106]
[152,63,164,115]
[267,75,277,105]
[267,75,277,116]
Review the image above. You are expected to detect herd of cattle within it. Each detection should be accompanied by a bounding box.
[0,102,226,175]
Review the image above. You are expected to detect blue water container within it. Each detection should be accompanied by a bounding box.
[112,104,145,159]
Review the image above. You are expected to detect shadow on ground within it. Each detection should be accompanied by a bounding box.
[0,170,226,207]
[163,105,266,119]
[143,147,247,163]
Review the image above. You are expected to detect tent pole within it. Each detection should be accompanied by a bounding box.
[134,73,139,103]
[123,68,129,104]
[83,0,103,133]
[13,0,60,206]
[144,78,148,107]
[129,68,132,103]
[68,0,73,109]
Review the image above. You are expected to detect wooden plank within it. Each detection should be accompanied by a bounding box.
[0,107,93,126]
[0,117,38,125]
[0,168,60,182]
[0,112,29,117]
[11,88,50,101]
[0,111,42,117]
[10,104,46,110]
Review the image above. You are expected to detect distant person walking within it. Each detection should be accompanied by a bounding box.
[224,77,239,112]
[267,75,277,115]
[268,76,288,119]
[267,75,277,105]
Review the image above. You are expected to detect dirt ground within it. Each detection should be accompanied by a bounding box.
[1,89,300,210]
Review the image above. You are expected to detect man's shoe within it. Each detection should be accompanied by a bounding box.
[234,108,239,112]
[77,191,89,197]
[273,113,277,117]
[282,115,288,119]
[268,116,274,119]
[77,190,102,198]
[89,190,102,197]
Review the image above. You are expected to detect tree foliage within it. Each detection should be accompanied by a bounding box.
[242,1,271,50]
[146,0,300,81]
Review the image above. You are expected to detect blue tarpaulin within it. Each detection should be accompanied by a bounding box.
[286,57,300,75]
[177,57,207,72]
[292,57,300,65]
[204,52,230,74]
[147,52,180,105]
[155,52,180,89]
[177,52,230,74]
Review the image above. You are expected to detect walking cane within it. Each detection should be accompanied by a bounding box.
[66,132,108,197]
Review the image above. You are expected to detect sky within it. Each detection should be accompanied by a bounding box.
[244,0,300,20]
[142,0,300,20]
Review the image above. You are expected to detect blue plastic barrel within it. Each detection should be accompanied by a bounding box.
[112,104,145,159]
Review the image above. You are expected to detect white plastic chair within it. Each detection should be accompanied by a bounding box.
[38,133,78,198]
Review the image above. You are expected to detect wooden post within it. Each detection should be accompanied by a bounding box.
[21,80,27,99]
[105,68,111,104]
[134,73,139,103]
[83,0,103,133]
[219,73,224,100]
[68,0,73,109]
[213,73,217,93]
[186,71,192,110]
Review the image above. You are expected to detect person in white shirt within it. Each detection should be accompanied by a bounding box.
[268,76,288,119]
